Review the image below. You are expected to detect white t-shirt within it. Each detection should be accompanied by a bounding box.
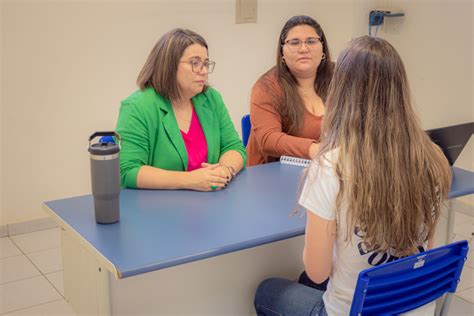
[298,149,435,316]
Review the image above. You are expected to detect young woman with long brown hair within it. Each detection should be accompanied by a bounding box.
[246,15,334,166]
[254,36,451,315]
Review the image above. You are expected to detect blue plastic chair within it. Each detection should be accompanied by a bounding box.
[241,114,251,147]
[349,240,469,316]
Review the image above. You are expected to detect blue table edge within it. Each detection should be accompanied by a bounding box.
[42,202,305,279]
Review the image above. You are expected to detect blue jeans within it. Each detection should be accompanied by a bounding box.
[254,278,328,316]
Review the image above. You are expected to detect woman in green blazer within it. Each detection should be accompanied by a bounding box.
[116,29,246,191]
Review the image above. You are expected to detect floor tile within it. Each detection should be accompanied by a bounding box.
[0,238,22,259]
[10,228,60,254]
[454,221,474,240]
[0,275,62,314]
[27,248,62,274]
[466,250,473,269]
[458,266,473,292]
[45,271,64,296]
[0,255,40,284]
[453,233,472,245]
[450,295,474,315]
[455,211,474,227]
[457,287,474,304]
[2,299,76,316]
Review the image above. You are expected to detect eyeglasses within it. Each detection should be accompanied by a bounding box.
[283,37,322,52]
[181,59,216,74]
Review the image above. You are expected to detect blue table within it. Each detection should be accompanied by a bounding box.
[43,163,474,315]
[44,162,309,315]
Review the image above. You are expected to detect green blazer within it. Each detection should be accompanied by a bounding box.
[116,87,246,189]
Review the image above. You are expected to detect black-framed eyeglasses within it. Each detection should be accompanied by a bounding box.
[181,59,216,74]
[283,37,322,52]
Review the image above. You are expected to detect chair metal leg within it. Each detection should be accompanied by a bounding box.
[440,293,454,316]
[446,200,455,244]
[434,295,444,316]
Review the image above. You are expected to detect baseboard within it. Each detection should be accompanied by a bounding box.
[453,200,474,217]
[0,225,8,238]
[7,216,59,236]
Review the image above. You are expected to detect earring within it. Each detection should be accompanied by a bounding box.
[321,53,326,60]
[281,57,286,64]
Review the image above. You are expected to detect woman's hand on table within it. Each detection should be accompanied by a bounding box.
[187,163,229,191]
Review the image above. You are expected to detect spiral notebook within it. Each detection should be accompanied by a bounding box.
[280,156,311,167]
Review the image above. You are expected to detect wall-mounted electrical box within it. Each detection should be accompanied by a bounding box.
[236,0,257,24]
[368,10,405,36]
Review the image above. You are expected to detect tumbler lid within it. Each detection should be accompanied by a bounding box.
[88,131,121,155]
[89,142,120,155]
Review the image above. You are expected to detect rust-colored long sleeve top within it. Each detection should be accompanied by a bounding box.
[246,74,323,166]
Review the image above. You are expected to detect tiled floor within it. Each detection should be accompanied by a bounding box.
[0,228,74,315]
[1,212,473,315]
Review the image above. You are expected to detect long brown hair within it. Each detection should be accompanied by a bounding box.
[312,36,451,256]
[259,15,333,135]
[136,28,208,101]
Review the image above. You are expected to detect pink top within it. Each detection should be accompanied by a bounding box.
[180,108,208,171]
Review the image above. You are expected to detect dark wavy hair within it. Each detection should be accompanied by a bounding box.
[259,15,334,135]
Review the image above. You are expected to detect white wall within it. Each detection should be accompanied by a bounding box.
[381,0,472,128]
[0,0,4,226]
[380,0,473,204]
[2,0,472,225]
[1,0,356,224]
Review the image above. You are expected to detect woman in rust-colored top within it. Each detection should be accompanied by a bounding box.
[246,15,334,166]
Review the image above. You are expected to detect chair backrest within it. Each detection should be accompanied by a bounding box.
[241,114,251,147]
[349,240,469,316]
